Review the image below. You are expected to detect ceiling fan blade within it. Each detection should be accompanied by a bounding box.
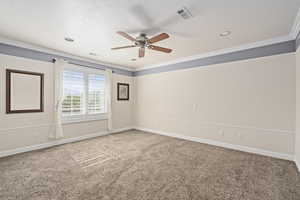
[139,47,145,58]
[148,45,172,53]
[147,33,169,44]
[111,45,136,50]
[117,31,136,42]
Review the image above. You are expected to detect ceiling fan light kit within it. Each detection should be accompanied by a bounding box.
[111,31,172,58]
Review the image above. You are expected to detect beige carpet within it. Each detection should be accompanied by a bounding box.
[0,130,299,200]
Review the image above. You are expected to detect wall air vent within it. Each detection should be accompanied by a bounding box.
[177,7,193,19]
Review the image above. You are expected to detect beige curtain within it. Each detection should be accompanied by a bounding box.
[105,69,113,131]
[49,59,66,139]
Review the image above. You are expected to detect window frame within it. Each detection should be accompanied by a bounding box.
[61,64,107,124]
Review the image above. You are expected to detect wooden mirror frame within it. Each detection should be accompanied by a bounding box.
[6,69,44,114]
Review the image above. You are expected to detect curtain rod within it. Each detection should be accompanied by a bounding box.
[52,58,113,72]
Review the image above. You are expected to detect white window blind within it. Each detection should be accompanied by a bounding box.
[88,74,105,114]
[61,66,107,123]
[62,70,85,116]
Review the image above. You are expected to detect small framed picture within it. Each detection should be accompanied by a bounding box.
[6,69,44,114]
[117,83,129,101]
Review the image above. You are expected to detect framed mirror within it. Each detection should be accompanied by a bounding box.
[6,69,44,114]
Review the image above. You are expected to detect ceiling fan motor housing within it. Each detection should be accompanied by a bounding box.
[136,33,148,47]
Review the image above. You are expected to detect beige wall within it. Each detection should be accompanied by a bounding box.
[296,48,300,166]
[0,54,134,152]
[112,73,134,129]
[134,53,296,155]
[0,52,298,160]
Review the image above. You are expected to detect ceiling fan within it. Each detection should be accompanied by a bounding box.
[111,31,172,58]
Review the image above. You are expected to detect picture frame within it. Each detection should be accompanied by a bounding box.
[117,83,129,101]
[6,69,44,114]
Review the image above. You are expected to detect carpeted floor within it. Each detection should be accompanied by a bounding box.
[0,130,299,200]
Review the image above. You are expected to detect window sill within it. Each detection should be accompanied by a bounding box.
[62,114,108,125]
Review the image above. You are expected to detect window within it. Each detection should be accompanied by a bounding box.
[62,66,106,123]
[62,70,85,116]
[88,74,105,114]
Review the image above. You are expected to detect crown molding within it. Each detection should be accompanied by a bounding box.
[135,35,294,72]
[0,35,133,72]
[0,33,295,75]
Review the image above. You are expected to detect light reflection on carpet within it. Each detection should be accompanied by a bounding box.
[70,144,122,169]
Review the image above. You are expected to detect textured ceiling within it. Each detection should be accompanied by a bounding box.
[0,0,299,69]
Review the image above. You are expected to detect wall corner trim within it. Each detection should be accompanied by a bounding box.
[295,158,300,172]
[133,127,294,161]
[0,127,133,158]
[290,8,300,39]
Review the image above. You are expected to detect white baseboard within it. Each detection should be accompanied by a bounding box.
[110,127,134,134]
[134,127,294,161]
[0,127,133,158]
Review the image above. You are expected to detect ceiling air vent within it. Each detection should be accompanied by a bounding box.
[177,7,193,19]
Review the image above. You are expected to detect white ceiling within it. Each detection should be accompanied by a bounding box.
[0,0,299,69]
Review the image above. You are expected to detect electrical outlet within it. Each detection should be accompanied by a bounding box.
[192,103,197,112]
